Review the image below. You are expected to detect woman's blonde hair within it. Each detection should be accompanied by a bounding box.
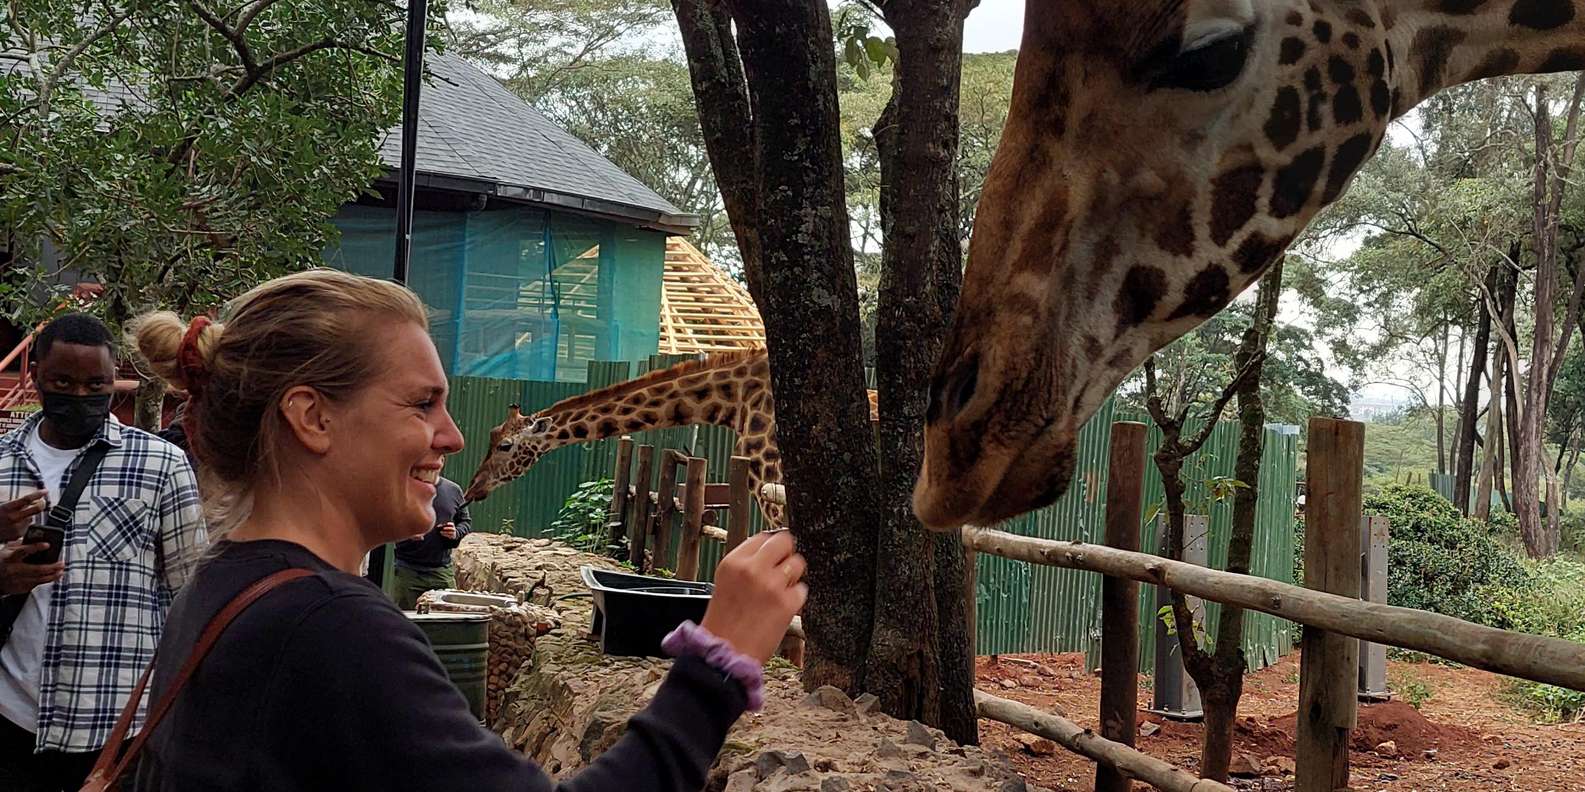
[130,268,428,534]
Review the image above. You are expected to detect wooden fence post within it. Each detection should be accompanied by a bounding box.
[1298,417,1363,792]
[608,437,635,548]
[654,450,685,570]
[1097,421,1147,792]
[726,456,752,554]
[626,444,655,569]
[676,456,708,580]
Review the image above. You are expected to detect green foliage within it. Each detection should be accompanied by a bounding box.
[1366,484,1529,625]
[1114,300,1349,427]
[1391,670,1435,711]
[1,0,432,328]
[547,479,624,559]
[833,4,897,81]
[1506,679,1585,723]
[1156,604,1210,653]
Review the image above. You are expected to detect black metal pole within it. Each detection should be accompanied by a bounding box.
[392,0,428,285]
[376,0,428,601]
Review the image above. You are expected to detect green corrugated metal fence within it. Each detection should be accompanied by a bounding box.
[441,363,1297,670]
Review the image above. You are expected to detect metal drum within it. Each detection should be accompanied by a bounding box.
[406,612,490,722]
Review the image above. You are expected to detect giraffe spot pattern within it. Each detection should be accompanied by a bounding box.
[1539,47,1585,73]
[1209,165,1265,246]
[1414,26,1468,99]
[672,403,694,423]
[1333,84,1365,125]
[1280,37,1308,65]
[1167,266,1231,321]
[1271,146,1326,218]
[572,425,589,439]
[1286,10,1304,25]
[1114,266,1168,331]
[639,411,659,424]
[556,429,570,440]
[690,386,711,401]
[744,438,765,454]
[1385,40,1395,73]
[1371,80,1392,118]
[706,405,722,423]
[1328,56,1356,84]
[717,383,736,400]
[1509,0,1575,29]
[1343,33,1361,50]
[1345,8,1377,28]
[1313,20,1332,43]
[749,415,767,433]
[1266,87,1304,150]
[763,449,781,463]
[1305,68,1327,131]
[1367,49,1386,78]
[1435,0,1488,12]
[1234,234,1292,274]
[1083,335,1104,361]
[598,419,619,436]
[1155,202,1197,256]
[1467,48,1521,81]
[624,420,644,432]
[1323,133,1376,202]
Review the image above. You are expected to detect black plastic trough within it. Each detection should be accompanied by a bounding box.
[581,566,713,657]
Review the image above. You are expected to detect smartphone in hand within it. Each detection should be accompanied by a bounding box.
[22,524,65,565]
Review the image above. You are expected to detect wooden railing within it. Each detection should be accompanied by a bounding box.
[605,436,755,580]
[761,417,1585,791]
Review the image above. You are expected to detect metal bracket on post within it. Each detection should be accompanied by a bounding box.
[1359,514,1391,702]
[1148,513,1206,722]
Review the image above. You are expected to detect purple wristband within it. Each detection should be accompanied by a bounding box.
[661,620,765,711]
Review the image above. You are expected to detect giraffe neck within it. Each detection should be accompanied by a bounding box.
[529,350,774,455]
[1388,0,1585,113]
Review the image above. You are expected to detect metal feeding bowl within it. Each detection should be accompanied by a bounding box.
[580,565,713,657]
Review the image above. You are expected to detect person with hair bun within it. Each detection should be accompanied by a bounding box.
[124,269,806,791]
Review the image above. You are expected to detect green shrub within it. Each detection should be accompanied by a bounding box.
[1366,484,1530,626]
[1483,558,1585,638]
[1559,507,1585,556]
[547,479,623,559]
[1507,677,1585,723]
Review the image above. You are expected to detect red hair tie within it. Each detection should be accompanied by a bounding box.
[178,316,212,397]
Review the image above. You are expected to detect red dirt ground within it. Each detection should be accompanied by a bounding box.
[974,652,1585,791]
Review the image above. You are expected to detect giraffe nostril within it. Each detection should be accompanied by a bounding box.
[929,363,981,424]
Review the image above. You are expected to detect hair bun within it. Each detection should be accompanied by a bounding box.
[128,311,222,393]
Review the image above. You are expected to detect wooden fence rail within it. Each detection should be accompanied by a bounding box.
[975,690,1234,792]
[956,525,1585,692]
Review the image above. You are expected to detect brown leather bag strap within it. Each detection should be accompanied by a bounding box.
[80,567,316,791]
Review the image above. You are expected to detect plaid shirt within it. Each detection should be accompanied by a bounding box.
[0,412,206,752]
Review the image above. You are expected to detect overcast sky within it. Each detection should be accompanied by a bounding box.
[963,0,1023,52]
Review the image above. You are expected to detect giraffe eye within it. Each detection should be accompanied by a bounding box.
[1156,28,1252,92]
[497,441,513,452]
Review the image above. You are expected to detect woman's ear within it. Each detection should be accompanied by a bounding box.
[278,386,332,455]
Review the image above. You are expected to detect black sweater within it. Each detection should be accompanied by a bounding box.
[395,477,472,571]
[132,540,746,791]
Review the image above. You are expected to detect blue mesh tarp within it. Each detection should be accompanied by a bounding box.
[324,203,665,381]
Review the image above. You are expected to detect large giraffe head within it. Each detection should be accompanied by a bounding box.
[462,404,553,502]
[916,0,1415,529]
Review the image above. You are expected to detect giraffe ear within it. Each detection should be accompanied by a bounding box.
[507,404,522,419]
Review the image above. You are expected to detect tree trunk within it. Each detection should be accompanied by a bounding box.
[1454,268,1495,514]
[1192,260,1282,781]
[670,0,764,305]
[132,377,166,431]
[1436,319,1448,474]
[714,0,883,692]
[863,0,977,744]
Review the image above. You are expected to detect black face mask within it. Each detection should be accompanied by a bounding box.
[40,392,112,442]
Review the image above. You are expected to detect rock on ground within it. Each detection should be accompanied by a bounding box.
[455,533,1048,791]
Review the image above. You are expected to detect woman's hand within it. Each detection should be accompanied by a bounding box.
[700,530,807,664]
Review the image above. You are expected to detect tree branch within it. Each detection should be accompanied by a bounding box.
[36,6,134,118]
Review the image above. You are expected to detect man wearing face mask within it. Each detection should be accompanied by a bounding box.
[0,313,206,791]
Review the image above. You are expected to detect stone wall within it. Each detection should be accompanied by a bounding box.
[455,533,1045,791]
